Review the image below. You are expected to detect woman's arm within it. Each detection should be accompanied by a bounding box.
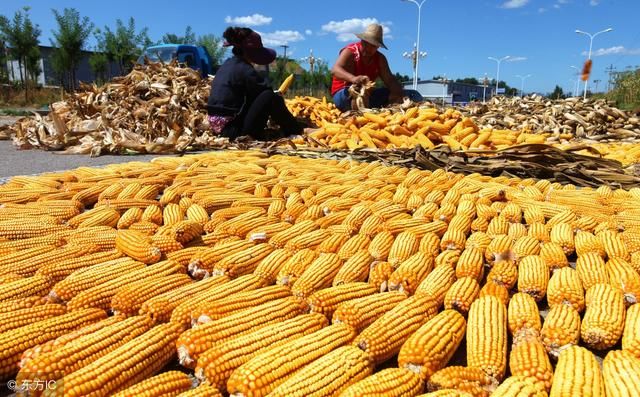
[378,55,404,102]
[331,49,369,85]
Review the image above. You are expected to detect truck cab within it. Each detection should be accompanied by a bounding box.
[138,44,215,77]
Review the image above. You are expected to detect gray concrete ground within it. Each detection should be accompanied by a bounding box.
[0,116,180,183]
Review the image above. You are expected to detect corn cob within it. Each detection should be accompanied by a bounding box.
[66,260,183,311]
[170,220,204,244]
[332,290,407,333]
[333,250,372,286]
[18,315,154,388]
[284,228,330,252]
[465,232,491,252]
[507,223,528,241]
[129,220,160,235]
[176,384,223,397]
[467,295,508,381]
[547,267,585,312]
[269,219,318,248]
[176,296,308,367]
[470,217,489,232]
[368,261,395,292]
[111,273,192,317]
[444,277,480,315]
[212,243,273,278]
[276,248,318,286]
[388,251,435,295]
[52,322,182,397]
[0,296,47,314]
[151,233,184,254]
[267,345,374,397]
[49,258,143,302]
[188,240,254,278]
[486,217,509,237]
[0,234,67,255]
[484,235,513,264]
[427,366,497,397]
[186,203,210,225]
[140,275,228,324]
[291,253,343,298]
[606,258,640,305]
[622,303,640,358]
[550,223,575,255]
[387,231,420,266]
[0,243,101,277]
[398,309,466,381]
[368,231,395,261]
[195,313,327,389]
[486,260,517,290]
[517,255,549,302]
[163,203,185,226]
[455,247,484,282]
[600,230,630,261]
[112,371,194,397]
[246,221,291,243]
[527,223,550,243]
[0,245,60,270]
[602,349,640,397]
[0,275,52,302]
[0,308,106,379]
[491,376,547,397]
[576,252,609,290]
[419,232,441,257]
[317,232,351,254]
[170,274,267,327]
[307,282,376,318]
[435,250,461,269]
[141,204,164,225]
[509,330,554,392]
[338,367,425,397]
[360,214,385,237]
[414,265,456,307]
[227,322,355,397]
[417,390,473,397]
[440,229,467,252]
[511,236,540,262]
[115,229,162,264]
[507,292,541,336]
[336,233,371,259]
[575,231,605,256]
[581,283,626,350]
[0,303,66,333]
[549,346,605,397]
[353,294,438,365]
[252,248,293,283]
[541,304,581,356]
[193,285,291,325]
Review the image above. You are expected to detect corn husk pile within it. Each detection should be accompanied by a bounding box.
[0,61,228,156]
[465,95,640,140]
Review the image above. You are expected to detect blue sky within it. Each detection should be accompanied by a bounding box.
[3,0,639,94]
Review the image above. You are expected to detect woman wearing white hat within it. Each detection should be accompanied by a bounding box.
[330,23,423,111]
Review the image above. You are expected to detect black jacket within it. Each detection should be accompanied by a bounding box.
[206,56,272,116]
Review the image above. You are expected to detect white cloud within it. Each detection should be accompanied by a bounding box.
[256,30,305,47]
[553,4,561,8]
[224,13,272,26]
[507,56,527,62]
[538,7,547,13]
[501,0,530,9]
[590,0,600,5]
[321,18,392,42]
[583,46,640,56]
[305,29,313,36]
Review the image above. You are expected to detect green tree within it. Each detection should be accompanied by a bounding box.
[456,77,480,85]
[161,26,195,44]
[197,33,226,67]
[88,51,108,83]
[94,17,151,75]
[394,72,411,83]
[50,8,94,90]
[0,40,7,83]
[0,6,41,100]
[549,85,566,99]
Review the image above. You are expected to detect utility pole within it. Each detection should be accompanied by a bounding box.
[605,64,616,92]
[593,79,601,93]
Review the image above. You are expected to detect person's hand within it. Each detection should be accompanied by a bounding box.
[352,75,369,85]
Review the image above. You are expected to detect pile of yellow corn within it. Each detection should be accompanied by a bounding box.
[1,151,640,396]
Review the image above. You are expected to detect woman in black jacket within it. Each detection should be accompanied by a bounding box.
[207,27,302,140]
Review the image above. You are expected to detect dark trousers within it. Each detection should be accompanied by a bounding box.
[222,90,302,140]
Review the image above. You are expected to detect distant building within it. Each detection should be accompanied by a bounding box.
[404,79,494,105]
[5,45,123,88]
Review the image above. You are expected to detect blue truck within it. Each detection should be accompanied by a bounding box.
[138,44,215,77]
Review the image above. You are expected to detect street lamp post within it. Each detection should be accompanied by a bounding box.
[488,56,510,96]
[441,74,448,105]
[402,43,427,89]
[401,0,427,90]
[570,65,580,96]
[482,74,489,103]
[515,74,532,97]
[575,27,613,100]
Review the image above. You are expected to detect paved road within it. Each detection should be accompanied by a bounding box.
[0,116,179,183]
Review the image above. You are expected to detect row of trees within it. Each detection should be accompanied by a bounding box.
[0,7,228,95]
